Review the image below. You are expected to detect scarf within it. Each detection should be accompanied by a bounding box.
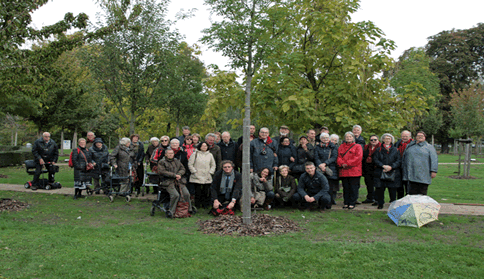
[259,136,273,145]
[183,144,194,159]
[398,139,413,156]
[172,147,180,155]
[365,142,381,163]
[220,170,235,200]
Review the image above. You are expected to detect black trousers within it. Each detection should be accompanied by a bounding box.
[375,185,397,206]
[408,181,429,195]
[33,163,55,185]
[194,183,211,208]
[341,177,360,206]
[363,175,375,201]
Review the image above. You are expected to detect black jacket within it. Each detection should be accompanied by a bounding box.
[211,170,243,202]
[293,144,315,173]
[89,144,109,175]
[314,142,338,180]
[32,138,58,163]
[72,146,93,171]
[373,144,402,188]
[218,139,238,163]
[277,144,297,169]
[297,171,330,201]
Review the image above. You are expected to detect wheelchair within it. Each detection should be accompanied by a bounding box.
[24,160,62,190]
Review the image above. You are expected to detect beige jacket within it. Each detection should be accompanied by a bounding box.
[188,150,216,184]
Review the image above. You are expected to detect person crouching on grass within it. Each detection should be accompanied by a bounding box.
[210,160,242,216]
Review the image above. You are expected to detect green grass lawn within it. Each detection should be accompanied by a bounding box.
[1,191,483,278]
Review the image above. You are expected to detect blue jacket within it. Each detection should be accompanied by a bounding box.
[297,171,330,201]
[402,141,438,185]
[250,137,278,173]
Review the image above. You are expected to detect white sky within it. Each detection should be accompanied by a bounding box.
[31,0,484,70]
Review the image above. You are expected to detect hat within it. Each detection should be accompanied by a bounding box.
[280,125,289,130]
[93,137,104,144]
[299,135,308,141]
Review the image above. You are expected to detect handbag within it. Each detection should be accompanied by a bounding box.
[79,149,94,171]
[380,170,395,181]
[174,182,191,218]
[324,148,333,176]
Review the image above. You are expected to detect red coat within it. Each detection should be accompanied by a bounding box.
[336,142,363,177]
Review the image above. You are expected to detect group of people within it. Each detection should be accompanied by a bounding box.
[31,124,438,217]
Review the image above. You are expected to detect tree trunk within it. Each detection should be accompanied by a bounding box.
[431,134,434,147]
[457,142,461,176]
[242,73,252,225]
[464,142,470,178]
[73,127,78,149]
[60,130,65,156]
[453,139,458,156]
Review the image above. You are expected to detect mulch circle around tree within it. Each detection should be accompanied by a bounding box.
[198,213,301,237]
[0,199,28,212]
[448,175,478,179]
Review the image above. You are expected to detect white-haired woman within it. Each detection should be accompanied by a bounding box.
[109,137,135,201]
[372,133,402,209]
[273,165,297,207]
[315,132,339,205]
[337,131,363,209]
[329,134,340,146]
[145,137,160,193]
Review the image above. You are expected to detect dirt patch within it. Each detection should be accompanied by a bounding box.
[448,175,478,179]
[0,198,28,212]
[0,174,8,178]
[198,213,301,236]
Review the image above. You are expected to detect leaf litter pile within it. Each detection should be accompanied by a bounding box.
[0,198,28,212]
[198,213,300,236]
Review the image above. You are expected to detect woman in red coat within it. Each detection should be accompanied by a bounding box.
[337,131,363,209]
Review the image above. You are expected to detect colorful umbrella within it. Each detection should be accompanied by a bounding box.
[387,195,441,228]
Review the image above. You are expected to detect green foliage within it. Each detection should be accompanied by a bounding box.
[0,150,33,167]
[449,83,484,139]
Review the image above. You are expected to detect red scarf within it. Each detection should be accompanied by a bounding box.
[172,147,180,155]
[183,144,194,159]
[259,136,273,145]
[365,142,381,163]
[398,139,413,156]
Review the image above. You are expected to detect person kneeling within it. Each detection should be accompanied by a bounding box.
[210,161,242,216]
[293,162,331,211]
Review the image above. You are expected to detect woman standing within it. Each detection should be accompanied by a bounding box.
[337,131,363,209]
[89,137,109,194]
[188,142,216,209]
[191,133,201,148]
[276,136,297,171]
[130,134,145,195]
[109,137,135,202]
[183,136,196,160]
[314,133,339,205]
[72,138,94,199]
[373,133,401,209]
[361,135,380,204]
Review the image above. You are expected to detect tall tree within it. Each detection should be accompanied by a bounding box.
[87,0,179,135]
[202,0,282,224]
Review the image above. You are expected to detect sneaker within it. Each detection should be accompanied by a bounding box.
[362,199,374,204]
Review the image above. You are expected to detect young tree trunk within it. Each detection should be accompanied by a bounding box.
[60,130,65,156]
[129,114,136,136]
[431,134,435,147]
[242,73,252,225]
[453,139,457,156]
[457,142,462,176]
[464,142,470,178]
[73,127,78,149]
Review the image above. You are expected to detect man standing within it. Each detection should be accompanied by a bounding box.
[177,126,191,144]
[273,125,294,145]
[31,132,59,190]
[395,130,413,197]
[307,129,317,146]
[250,127,278,174]
[206,133,222,171]
[402,131,438,195]
[218,131,238,163]
[86,131,95,150]
[237,124,256,145]
[293,162,331,210]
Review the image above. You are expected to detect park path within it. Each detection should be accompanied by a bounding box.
[1,183,483,216]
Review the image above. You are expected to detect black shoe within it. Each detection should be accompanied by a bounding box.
[371,202,378,206]
[73,195,78,200]
[377,205,384,209]
[331,200,336,205]
[165,211,173,219]
[362,199,374,204]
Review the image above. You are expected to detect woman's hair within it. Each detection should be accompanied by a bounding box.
[191,133,201,141]
[170,138,180,145]
[329,134,339,142]
[130,134,140,141]
[119,137,131,145]
[150,137,160,143]
[279,136,289,145]
[184,135,193,144]
[279,165,290,172]
[319,132,330,140]
[160,135,170,142]
[78,138,86,144]
[344,131,355,141]
[381,133,395,143]
[197,141,209,151]
[257,167,270,178]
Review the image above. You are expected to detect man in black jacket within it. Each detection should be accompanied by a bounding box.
[293,162,331,210]
[211,160,242,212]
[31,132,59,190]
[218,131,238,163]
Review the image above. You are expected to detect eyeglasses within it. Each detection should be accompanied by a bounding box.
[186,139,192,141]
[161,140,168,142]
[370,139,378,141]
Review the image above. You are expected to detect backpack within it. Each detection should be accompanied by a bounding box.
[68,148,80,168]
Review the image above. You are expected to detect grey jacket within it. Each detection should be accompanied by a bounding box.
[250,137,278,173]
[402,141,438,185]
